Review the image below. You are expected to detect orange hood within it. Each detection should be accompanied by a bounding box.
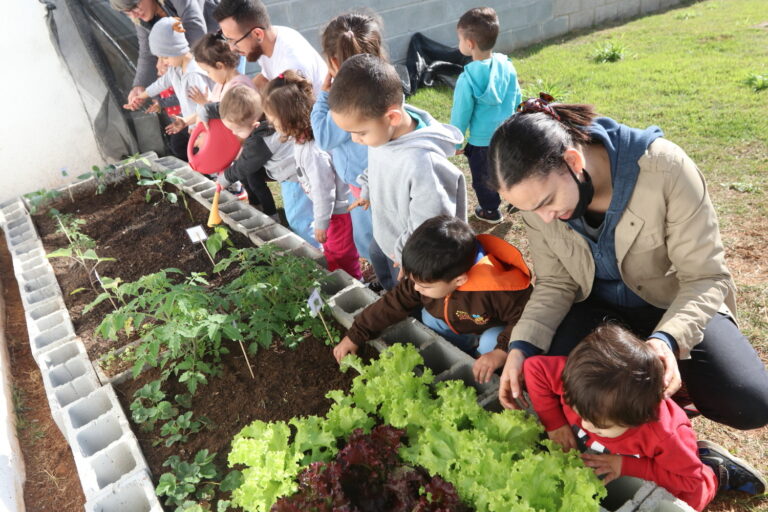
[457,234,531,292]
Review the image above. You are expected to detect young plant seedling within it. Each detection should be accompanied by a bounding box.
[77,164,116,195]
[23,188,62,215]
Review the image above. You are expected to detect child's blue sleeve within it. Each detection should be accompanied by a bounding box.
[450,73,475,149]
[310,91,351,152]
[144,73,172,98]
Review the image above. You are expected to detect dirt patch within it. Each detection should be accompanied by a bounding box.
[115,335,376,504]
[1,233,85,511]
[721,216,768,286]
[32,180,252,360]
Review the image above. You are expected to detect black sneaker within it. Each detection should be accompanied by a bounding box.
[474,205,503,224]
[365,280,384,295]
[698,440,767,495]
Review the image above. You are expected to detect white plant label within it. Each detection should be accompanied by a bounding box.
[307,287,324,317]
[186,225,208,244]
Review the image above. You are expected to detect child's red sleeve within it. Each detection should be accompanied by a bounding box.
[523,356,569,431]
[620,421,718,511]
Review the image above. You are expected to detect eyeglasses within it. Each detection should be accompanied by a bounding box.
[216,26,263,47]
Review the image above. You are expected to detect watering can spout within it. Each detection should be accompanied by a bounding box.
[207,183,223,227]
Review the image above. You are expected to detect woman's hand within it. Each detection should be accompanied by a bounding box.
[499,349,528,409]
[646,337,682,397]
[547,425,578,452]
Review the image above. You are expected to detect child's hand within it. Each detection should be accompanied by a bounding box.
[581,453,623,484]
[165,115,187,135]
[547,424,578,452]
[188,86,209,105]
[472,348,507,384]
[455,148,464,156]
[333,336,359,364]
[145,100,161,114]
[321,72,334,92]
[347,198,370,211]
[123,94,147,111]
[314,228,328,244]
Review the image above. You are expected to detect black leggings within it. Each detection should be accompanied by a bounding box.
[548,296,768,430]
[242,167,276,216]
[168,130,190,162]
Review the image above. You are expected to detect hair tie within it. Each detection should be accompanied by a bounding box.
[277,73,285,79]
[517,92,560,121]
[172,17,186,33]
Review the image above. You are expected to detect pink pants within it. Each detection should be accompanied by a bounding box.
[324,213,361,279]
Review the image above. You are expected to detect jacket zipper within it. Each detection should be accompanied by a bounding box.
[443,294,459,334]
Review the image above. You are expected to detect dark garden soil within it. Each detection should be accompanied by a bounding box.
[31,179,252,362]
[114,335,377,506]
[1,233,85,511]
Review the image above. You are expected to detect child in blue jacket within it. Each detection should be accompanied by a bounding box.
[451,7,521,224]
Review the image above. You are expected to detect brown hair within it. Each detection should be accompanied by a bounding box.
[263,70,314,142]
[489,101,598,191]
[213,0,270,29]
[192,32,239,69]
[562,324,664,429]
[220,85,263,127]
[457,7,499,52]
[327,54,403,119]
[321,12,385,67]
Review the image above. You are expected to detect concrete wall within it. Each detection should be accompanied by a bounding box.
[264,0,684,62]
[0,1,104,203]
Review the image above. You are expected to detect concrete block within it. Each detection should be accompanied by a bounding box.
[271,234,325,262]
[155,155,188,170]
[636,485,696,512]
[228,211,274,237]
[64,385,121,430]
[329,286,379,316]
[30,320,75,358]
[595,3,620,22]
[616,0,641,19]
[603,477,658,512]
[553,0,581,16]
[25,296,67,324]
[418,341,460,375]
[252,223,292,242]
[37,337,89,373]
[85,469,163,512]
[570,7,597,30]
[5,215,31,232]
[478,390,504,412]
[20,283,61,309]
[7,222,34,244]
[74,412,129,458]
[16,249,46,270]
[380,318,439,350]
[542,14,570,40]
[28,309,72,340]
[10,238,43,257]
[81,438,148,496]
[45,363,101,433]
[320,269,359,297]
[19,262,52,283]
[640,0,661,13]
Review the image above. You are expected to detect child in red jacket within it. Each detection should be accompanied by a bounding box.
[523,324,765,511]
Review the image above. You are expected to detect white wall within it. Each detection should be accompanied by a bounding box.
[0,1,105,203]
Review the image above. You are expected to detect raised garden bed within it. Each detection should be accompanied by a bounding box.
[0,154,697,512]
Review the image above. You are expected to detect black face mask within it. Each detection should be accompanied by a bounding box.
[561,164,594,221]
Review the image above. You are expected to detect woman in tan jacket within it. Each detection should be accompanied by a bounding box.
[489,95,768,430]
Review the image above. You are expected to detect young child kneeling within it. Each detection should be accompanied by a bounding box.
[523,324,766,511]
[334,215,532,383]
[263,71,361,279]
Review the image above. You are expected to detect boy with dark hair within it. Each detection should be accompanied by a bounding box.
[524,324,766,511]
[333,216,532,383]
[451,7,521,224]
[329,54,467,290]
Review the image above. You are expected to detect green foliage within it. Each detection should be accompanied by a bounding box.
[520,77,572,103]
[591,40,626,63]
[77,164,116,195]
[136,167,186,205]
[130,380,178,432]
[159,411,208,447]
[46,214,115,294]
[156,449,242,512]
[24,188,61,214]
[205,226,233,260]
[745,73,768,92]
[725,181,761,194]
[228,345,605,512]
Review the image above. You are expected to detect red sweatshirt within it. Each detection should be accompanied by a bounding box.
[523,356,718,511]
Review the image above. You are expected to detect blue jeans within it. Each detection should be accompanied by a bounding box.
[280,181,320,248]
[421,309,503,355]
[465,144,501,212]
[369,238,399,290]
[348,190,373,261]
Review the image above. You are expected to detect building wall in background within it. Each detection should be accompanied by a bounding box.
[264,0,683,62]
[0,1,105,203]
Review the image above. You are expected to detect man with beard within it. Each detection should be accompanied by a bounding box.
[213,0,326,95]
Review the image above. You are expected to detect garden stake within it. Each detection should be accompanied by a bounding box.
[199,242,217,268]
[317,310,334,345]
[207,182,223,227]
[231,320,255,379]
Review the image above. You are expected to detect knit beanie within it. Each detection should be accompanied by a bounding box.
[109,0,139,11]
[149,17,190,57]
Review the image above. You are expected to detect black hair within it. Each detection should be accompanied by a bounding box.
[327,54,403,118]
[213,0,270,29]
[192,32,240,69]
[488,103,598,191]
[562,323,664,428]
[401,216,477,283]
[457,7,499,51]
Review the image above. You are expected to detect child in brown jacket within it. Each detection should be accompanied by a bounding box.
[333,215,532,383]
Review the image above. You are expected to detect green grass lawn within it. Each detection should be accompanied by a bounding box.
[409,1,768,510]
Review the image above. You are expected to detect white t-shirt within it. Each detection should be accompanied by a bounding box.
[258,26,328,97]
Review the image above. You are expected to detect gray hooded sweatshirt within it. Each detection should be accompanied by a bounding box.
[361,104,466,263]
